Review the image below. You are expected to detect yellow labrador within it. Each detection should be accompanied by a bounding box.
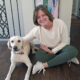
[5,36,32,80]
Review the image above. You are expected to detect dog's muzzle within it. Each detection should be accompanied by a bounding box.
[13,46,18,51]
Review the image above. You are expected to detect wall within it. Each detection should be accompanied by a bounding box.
[21,0,73,34]
[59,0,73,32]
[21,0,34,34]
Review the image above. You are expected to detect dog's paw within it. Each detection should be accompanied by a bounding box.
[5,77,10,80]
[5,78,10,80]
[24,76,29,80]
[24,78,29,80]
[24,77,29,80]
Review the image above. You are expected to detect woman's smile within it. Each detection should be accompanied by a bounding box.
[37,10,50,27]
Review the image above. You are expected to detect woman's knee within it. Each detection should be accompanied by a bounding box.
[66,45,78,56]
[72,46,78,56]
[62,45,78,57]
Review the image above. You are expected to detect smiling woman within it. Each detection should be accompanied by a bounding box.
[33,5,53,29]
[24,5,79,75]
[36,10,53,29]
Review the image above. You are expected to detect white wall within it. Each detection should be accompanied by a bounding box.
[59,0,73,32]
[21,0,34,34]
[21,0,73,34]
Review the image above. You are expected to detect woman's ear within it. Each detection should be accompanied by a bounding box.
[7,40,12,50]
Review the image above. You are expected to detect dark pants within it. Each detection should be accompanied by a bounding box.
[35,45,78,67]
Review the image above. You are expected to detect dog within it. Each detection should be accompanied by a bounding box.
[5,36,32,80]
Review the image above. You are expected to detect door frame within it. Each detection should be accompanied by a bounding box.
[0,0,24,41]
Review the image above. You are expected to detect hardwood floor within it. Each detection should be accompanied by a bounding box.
[0,18,80,80]
[0,41,80,80]
[71,16,80,26]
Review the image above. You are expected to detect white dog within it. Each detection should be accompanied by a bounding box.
[5,36,32,80]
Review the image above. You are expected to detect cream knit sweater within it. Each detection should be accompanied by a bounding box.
[24,18,70,54]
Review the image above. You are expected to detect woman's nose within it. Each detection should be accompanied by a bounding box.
[40,16,43,20]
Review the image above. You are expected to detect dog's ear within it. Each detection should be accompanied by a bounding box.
[7,40,12,50]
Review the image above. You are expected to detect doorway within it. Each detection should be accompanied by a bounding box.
[71,0,80,26]
[70,0,80,56]
[0,0,24,41]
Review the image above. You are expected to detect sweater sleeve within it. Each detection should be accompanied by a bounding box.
[52,20,70,54]
[23,27,40,41]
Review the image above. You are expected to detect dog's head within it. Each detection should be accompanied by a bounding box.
[7,36,23,52]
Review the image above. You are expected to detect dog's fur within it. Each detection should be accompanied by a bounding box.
[5,36,32,80]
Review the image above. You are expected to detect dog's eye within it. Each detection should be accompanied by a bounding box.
[18,40,21,43]
[11,40,14,43]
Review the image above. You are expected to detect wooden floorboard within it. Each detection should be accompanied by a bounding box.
[0,23,80,80]
[0,41,80,80]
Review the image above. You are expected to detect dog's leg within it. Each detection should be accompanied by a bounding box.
[24,57,32,80]
[5,62,16,80]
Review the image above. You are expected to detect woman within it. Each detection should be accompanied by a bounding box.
[24,5,78,74]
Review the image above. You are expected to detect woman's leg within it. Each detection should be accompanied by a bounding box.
[47,45,78,67]
[32,48,56,74]
[35,48,56,62]
[32,45,78,74]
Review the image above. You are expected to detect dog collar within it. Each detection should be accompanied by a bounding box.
[19,52,24,55]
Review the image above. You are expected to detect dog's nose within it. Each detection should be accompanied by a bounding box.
[13,46,18,51]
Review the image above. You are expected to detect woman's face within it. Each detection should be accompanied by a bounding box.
[37,10,50,28]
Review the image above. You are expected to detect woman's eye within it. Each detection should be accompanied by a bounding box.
[37,14,46,19]
[18,40,21,43]
[37,16,40,19]
[42,14,46,17]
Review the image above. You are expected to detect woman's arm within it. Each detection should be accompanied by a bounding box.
[51,20,70,54]
[23,27,40,41]
[40,45,54,54]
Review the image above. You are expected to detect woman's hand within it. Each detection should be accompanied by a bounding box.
[40,45,54,54]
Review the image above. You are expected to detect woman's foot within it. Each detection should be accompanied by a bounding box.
[32,61,45,74]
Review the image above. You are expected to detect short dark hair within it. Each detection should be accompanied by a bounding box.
[33,5,54,26]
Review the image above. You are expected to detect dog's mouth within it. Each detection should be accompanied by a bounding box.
[13,49,21,54]
[14,49,20,51]
[12,46,20,52]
